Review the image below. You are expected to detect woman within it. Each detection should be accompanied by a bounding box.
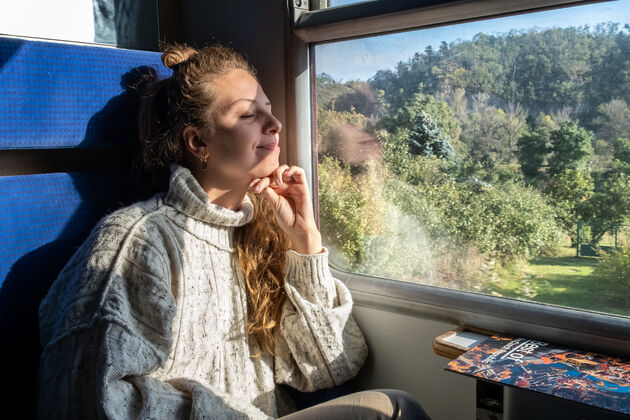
[37,43,429,419]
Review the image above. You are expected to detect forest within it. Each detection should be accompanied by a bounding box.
[316,24,630,316]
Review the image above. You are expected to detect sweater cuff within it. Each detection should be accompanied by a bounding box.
[284,247,338,307]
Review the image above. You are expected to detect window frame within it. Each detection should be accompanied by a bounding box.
[290,0,630,358]
[295,0,605,43]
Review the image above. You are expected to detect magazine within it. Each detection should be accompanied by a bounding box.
[445,335,630,415]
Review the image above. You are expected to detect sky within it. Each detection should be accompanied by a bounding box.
[317,0,630,82]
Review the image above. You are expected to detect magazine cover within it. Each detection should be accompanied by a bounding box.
[445,335,630,415]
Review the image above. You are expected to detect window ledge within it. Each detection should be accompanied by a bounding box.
[333,266,630,359]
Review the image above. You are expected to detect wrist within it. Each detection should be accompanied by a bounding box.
[289,230,323,255]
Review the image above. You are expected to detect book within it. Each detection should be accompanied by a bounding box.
[433,327,491,359]
[445,334,630,415]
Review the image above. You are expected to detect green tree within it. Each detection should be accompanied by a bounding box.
[400,111,454,158]
[518,131,549,178]
[586,26,630,109]
[614,137,630,173]
[461,96,527,165]
[580,171,630,244]
[548,120,594,175]
[517,114,556,178]
[381,91,458,159]
[545,168,594,241]
[576,136,630,245]
[382,89,462,144]
[593,99,630,142]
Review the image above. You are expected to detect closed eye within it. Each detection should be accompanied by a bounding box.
[241,113,255,119]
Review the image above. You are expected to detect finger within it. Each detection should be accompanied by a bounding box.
[248,178,261,188]
[251,177,271,193]
[261,185,280,207]
[272,164,290,186]
[283,166,306,184]
[266,179,290,192]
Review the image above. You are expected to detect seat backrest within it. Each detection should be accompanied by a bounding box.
[0,36,170,415]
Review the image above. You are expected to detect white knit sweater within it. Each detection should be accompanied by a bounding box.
[38,165,368,419]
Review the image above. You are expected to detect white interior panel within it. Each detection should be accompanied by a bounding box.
[351,303,476,420]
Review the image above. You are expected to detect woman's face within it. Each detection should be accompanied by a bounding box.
[204,69,282,184]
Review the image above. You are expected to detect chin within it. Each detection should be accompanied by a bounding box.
[251,159,280,179]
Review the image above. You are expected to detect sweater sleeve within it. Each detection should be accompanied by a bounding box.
[274,248,368,392]
[37,214,271,420]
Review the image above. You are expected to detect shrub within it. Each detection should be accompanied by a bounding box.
[319,126,563,290]
[468,182,561,259]
[319,156,437,282]
[318,156,383,266]
[381,137,562,260]
[593,247,630,308]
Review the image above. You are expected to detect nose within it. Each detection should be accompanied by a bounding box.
[264,112,282,135]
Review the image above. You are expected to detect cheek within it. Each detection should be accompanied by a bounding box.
[209,125,279,177]
[212,129,252,161]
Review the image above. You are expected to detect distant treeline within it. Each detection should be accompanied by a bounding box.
[319,23,630,130]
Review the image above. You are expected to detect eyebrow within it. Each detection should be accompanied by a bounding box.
[225,98,272,110]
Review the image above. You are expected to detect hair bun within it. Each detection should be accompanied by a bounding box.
[161,44,198,69]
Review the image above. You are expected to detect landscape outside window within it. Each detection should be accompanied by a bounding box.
[314,0,630,317]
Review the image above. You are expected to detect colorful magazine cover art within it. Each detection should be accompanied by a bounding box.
[445,335,630,415]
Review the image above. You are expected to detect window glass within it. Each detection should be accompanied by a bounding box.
[327,0,369,7]
[0,0,159,50]
[314,0,630,317]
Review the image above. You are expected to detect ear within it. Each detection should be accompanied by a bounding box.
[182,125,207,158]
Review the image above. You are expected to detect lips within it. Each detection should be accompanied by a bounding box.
[257,142,279,150]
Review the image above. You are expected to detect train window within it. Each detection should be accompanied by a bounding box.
[313,0,630,317]
[0,0,159,49]
[327,0,369,7]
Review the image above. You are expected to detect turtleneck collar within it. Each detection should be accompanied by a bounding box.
[163,164,254,228]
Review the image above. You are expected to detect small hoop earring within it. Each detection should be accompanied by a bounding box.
[200,153,208,170]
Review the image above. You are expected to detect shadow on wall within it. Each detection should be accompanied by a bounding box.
[0,67,160,418]
[92,0,159,50]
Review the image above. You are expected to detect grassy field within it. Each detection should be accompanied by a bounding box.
[479,246,629,317]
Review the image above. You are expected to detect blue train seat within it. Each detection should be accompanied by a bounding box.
[0,36,170,416]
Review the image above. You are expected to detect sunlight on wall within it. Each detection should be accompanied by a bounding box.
[0,0,94,43]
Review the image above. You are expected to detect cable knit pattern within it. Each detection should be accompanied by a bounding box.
[37,165,368,419]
